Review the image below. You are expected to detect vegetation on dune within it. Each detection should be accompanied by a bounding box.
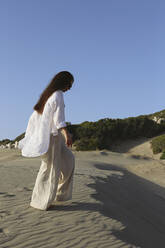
[151,134,165,154]
[148,109,165,119]
[67,117,165,151]
[160,151,165,160]
[138,109,165,120]
[1,110,165,159]
[13,133,25,143]
[0,139,11,146]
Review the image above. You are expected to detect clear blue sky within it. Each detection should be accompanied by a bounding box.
[0,0,164,140]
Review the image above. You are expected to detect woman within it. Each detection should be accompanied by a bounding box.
[18,71,75,210]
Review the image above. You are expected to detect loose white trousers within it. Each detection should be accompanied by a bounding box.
[30,130,75,210]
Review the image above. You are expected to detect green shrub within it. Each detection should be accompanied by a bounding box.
[74,137,99,151]
[72,117,165,151]
[7,111,165,152]
[160,151,165,160]
[0,139,11,145]
[151,134,165,154]
[13,132,25,142]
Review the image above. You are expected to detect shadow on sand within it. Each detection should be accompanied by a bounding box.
[111,137,151,153]
[88,163,165,247]
[48,162,165,247]
[111,132,165,154]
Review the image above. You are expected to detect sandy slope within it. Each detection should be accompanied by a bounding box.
[0,139,165,248]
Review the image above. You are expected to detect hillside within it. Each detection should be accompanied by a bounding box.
[138,109,165,119]
[1,109,165,151]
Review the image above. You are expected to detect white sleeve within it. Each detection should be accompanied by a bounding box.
[25,112,35,137]
[18,112,35,149]
[53,92,66,129]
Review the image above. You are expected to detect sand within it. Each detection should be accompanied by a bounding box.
[0,138,165,248]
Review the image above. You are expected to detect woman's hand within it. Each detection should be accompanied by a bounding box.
[60,127,73,147]
[66,132,73,147]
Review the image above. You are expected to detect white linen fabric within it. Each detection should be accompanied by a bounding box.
[18,90,67,157]
[30,131,75,210]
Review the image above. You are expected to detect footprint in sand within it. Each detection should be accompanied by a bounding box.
[0,192,15,198]
[0,227,10,235]
[23,187,32,191]
[16,187,32,192]
[0,192,7,195]
[0,210,11,219]
[3,193,15,198]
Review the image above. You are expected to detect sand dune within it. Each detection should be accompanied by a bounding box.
[0,139,165,248]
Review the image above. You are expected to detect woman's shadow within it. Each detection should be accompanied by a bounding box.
[49,162,165,248]
[89,163,165,248]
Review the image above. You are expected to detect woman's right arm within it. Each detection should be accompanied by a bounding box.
[52,92,72,147]
[60,127,73,147]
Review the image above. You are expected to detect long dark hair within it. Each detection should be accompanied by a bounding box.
[33,71,74,114]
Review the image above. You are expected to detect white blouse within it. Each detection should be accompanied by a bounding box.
[18,90,66,157]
